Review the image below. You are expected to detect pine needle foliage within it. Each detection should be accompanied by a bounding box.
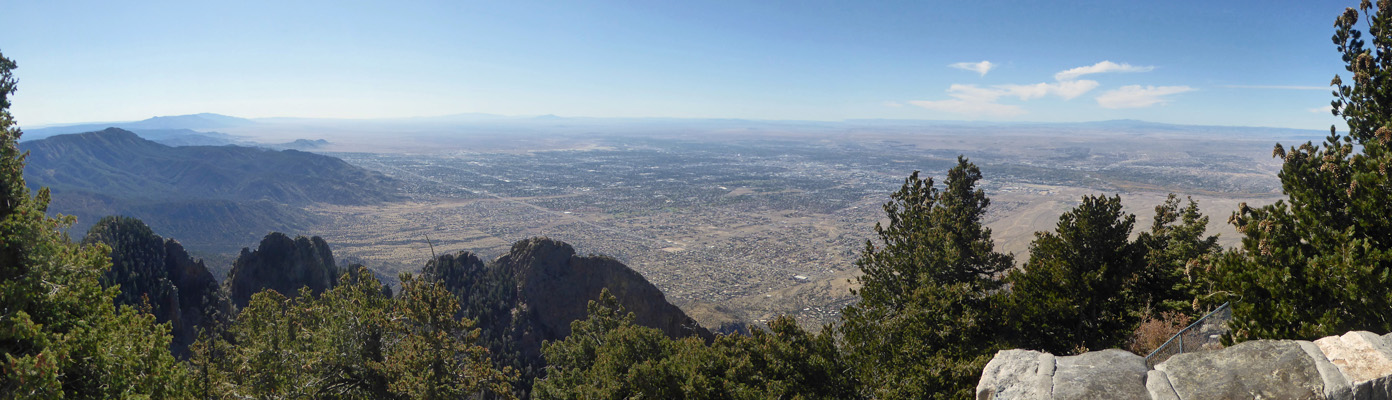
[1006,195,1145,355]
[840,156,1013,399]
[534,289,857,400]
[0,49,194,399]
[192,268,515,399]
[1209,0,1392,341]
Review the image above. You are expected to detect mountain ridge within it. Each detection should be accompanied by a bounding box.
[25,112,1331,137]
[22,127,400,205]
[22,113,255,140]
[21,127,400,252]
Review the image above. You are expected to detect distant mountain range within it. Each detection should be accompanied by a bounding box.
[21,128,401,252]
[24,112,1332,139]
[15,112,1333,157]
[22,113,256,143]
[118,128,247,147]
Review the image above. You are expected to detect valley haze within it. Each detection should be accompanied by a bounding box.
[21,113,1321,329]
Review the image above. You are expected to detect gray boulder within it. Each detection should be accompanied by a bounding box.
[1145,370,1180,400]
[977,349,1055,400]
[1051,349,1149,399]
[1314,331,1392,400]
[1158,340,1326,399]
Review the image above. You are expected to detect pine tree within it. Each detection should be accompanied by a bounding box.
[533,289,680,400]
[1133,194,1220,317]
[1006,194,1145,354]
[387,273,514,399]
[0,49,193,398]
[717,316,858,399]
[194,268,514,399]
[839,156,1013,399]
[534,290,857,400]
[1208,0,1392,341]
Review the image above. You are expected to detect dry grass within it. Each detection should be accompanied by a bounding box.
[1128,311,1192,356]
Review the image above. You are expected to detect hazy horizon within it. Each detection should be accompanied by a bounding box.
[16,111,1337,133]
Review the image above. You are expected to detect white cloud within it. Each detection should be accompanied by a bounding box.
[997,80,1100,100]
[910,79,1101,117]
[946,84,1008,102]
[883,101,904,108]
[1054,61,1154,81]
[1308,105,1334,114]
[909,84,1023,117]
[950,61,996,77]
[1096,85,1194,109]
[914,59,1180,116]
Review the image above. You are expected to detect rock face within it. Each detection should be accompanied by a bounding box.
[978,330,1392,399]
[1158,340,1325,399]
[1051,349,1149,399]
[161,239,225,355]
[1315,331,1392,399]
[422,237,713,396]
[977,350,1055,399]
[494,237,712,342]
[976,349,1147,399]
[226,232,339,309]
[82,216,228,357]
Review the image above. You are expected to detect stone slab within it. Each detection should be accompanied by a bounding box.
[1050,349,1148,399]
[1315,331,1392,400]
[1146,369,1180,400]
[977,349,1055,400]
[1158,339,1325,399]
[1299,340,1352,400]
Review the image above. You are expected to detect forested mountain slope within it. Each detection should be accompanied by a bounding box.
[19,127,400,251]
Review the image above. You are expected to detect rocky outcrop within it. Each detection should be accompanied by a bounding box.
[977,350,1056,399]
[977,330,1392,399]
[422,237,714,396]
[1052,349,1149,399]
[1314,331,1392,399]
[226,232,339,309]
[977,349,1147,399]
[82,216,228,357]
[1157,340,1326,399]
[160,239,226,356]
[495,237,712,342]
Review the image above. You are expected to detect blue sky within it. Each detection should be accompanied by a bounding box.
[0,0,1354,129]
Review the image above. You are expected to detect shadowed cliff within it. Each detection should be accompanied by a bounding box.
[424,237,712,396]
[226,232,340,309]
[82,216,230,357]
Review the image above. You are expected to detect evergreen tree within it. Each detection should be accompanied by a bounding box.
[533,290,679,400]
[1133,194,1220,317]
[194,268,514,399]
[0,49,194,399]
[715,316,858,399]
[313,267,395,399]
[387,273,513,399]
[1006,194,1144,354]
[422,251,530,396]
[216,289,323,398]
[839,156,1013,399]
[1208,0,1392,341]
[84,215,176,317]
[534,290,856,400]
[82,215,231,358]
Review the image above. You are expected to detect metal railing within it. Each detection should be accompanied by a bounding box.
[1143,302,1232,369]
